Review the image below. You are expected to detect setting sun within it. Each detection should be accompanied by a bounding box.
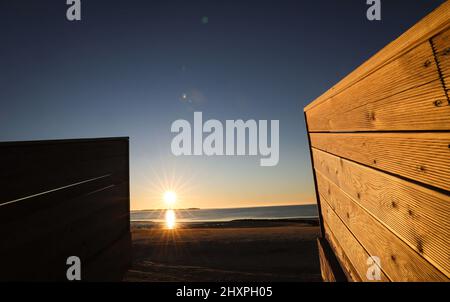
[163,191,177,208]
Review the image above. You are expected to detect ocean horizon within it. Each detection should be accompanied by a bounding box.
[131,204,319,223]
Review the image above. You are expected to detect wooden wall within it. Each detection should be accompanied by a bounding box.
[0,138,131,281]
[305,2,450,282]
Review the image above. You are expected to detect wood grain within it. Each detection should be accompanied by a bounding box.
[304,4,450,282]
[312,148,450,277]
[0,138,131,281]
[306,42,450,132]
[317,238,337,282]
[322,223,362,282]
[317,171,448,281]
[432,27,450,92]
[84,232,132,281]
[306,81,449,132]
[321,202,389,281]
[0,138,129,203]
[310,132,450,192]
[0,181,128,248]
[304,1,450,112]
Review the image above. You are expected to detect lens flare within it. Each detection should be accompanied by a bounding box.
[165,209,176,229]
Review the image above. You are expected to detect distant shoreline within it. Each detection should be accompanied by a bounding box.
[131,217,319,229]
[131,204,317,213]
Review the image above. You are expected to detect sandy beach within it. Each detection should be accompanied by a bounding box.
[124,219,321,282]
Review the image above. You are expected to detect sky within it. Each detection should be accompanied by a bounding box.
[0,0,445,210]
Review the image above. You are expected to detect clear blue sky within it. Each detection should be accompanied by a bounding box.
[0,0,444,209]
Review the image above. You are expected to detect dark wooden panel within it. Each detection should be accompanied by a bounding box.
[0,138,131,281]
[84,232,132,282]
[0,182,129,251]
[0,210,129,281]
[0,138,128,203]
[0,174,117,223]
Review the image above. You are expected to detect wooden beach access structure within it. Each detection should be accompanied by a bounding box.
[305,2,450,282]
[0,138,131,281]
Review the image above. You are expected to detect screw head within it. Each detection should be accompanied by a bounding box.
[434,100,444,107]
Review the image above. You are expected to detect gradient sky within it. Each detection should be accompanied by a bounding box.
[0,0,445,210]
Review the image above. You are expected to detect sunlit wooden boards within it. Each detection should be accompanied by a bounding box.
[317,237,347,282]
[305,2,450,282]
[432,28,450,94]
[306,41,450,132]
[310,133,450,192]
[304,1,450,113]
[0,138,131,281]
[314,150,449,281]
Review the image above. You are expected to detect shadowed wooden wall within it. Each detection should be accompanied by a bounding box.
[305,2,450,282]
[0,138,131,281]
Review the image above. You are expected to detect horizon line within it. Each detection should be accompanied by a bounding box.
[131,203,318,212]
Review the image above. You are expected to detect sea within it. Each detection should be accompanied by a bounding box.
[131,204,318,223]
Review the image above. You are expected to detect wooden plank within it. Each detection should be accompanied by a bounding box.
[317,171,448,281]
[2,181,128,246]
[0,195,130,281]
[0,217,129,281]
[1,157,128,205]
[50,211,129,281]
[306,81,449,132]
[306,42,450,132]
[60,203,130,265]
[312,148,450,277]
[310,132,450,192]
[304,111,326,238]
[84,232,132,282]
[304,1,450,112]
[432,27,450,92]
[323,222,362,282]
[0,138,128,174]
[317,237,353,282]
[320,202,389,282]
[0,138,129,203]
[0,138,131,281]
[317,238,337,282]
[0,174,119,222]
